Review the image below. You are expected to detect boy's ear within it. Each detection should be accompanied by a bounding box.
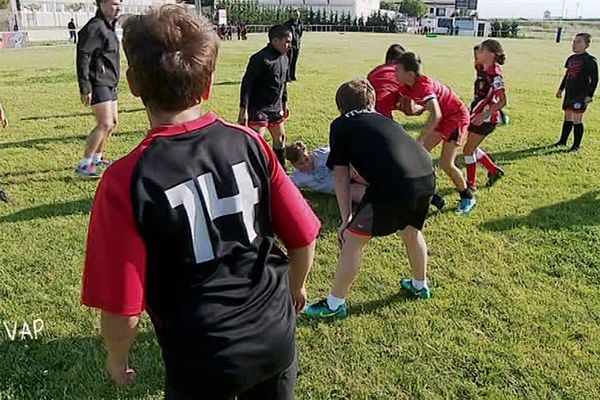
[202,73,214,101]
[126,67,141,98]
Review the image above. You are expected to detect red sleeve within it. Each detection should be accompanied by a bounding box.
[254,135,320,249]
[417,76,437,103]
[81,156,147,316]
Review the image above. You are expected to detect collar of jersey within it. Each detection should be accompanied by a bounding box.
[146,112,219,138]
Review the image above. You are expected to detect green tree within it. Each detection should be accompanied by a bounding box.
[380,0,397,11]
[399,0,428,18]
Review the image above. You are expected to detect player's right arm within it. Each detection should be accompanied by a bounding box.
[250,132,320,314]
[239,54,263,125]
[76,24,101,105]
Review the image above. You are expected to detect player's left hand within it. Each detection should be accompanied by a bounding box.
[106,355,136,387]
[585,96,593,105]
[283,104,290,119]
[337,223,348,249]
[471,113,484,126]
[291,286,307,315]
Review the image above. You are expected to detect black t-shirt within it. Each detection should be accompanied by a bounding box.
[560,52,598,98]
[240,44,288,113]
[327,109,435,202]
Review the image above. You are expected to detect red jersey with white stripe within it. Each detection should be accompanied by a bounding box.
[470,63,505,124]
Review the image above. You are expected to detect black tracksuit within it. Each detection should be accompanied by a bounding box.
[283,18,303,81]
[76,10,120,95]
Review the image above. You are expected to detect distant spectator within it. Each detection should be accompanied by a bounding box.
[68,18,77,43]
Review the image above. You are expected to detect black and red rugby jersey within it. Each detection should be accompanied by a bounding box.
[81,112,320,392]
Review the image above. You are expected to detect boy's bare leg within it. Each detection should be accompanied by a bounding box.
[330,230,371,299]
[268,123,286,165]
[399,226,428,281]
[82,101,116,161]
[440,140,468,192]
[350,184,366,204]
[96,100,118,156]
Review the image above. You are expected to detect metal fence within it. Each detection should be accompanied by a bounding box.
[246,24,393,34]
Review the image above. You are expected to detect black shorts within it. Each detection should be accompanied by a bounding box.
[164,356,297,400]
[248,109,285,128]
[91,86,117,105]
[563,95,587,113]
[469,123,497,136]
[347,195,432,237]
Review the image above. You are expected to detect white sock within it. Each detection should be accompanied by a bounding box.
[412,278,428,291]
[92,153,103,163]
[79,157,93,167]
[326,294,345,311]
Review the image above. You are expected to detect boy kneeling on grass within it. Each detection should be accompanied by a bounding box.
[304,79,436,321]
[81,6,320,399]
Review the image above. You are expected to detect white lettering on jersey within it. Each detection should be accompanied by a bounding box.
[165,162,259,264]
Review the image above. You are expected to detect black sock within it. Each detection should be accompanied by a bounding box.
[430,193,445,210]
[572,123,584,149]
[558,121,573,144]
[459,188,473,199]
[274,148,285,167]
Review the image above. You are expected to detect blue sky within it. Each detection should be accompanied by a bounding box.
[477,0,600,18]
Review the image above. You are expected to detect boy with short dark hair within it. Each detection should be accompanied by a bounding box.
[81,6,320,399]
[304,79,436,320]
[554,33,598,152]
[239,24,292,166]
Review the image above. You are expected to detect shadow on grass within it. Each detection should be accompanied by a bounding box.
[490,144,565,164]
[480,191,600,232]
[213,80,241,86]
[0,332,164,399]
[0,130,139,150]
[20,107,145,121]
[0,167,74,178]
[0,198,93,222]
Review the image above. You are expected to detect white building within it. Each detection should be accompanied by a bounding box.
[424,0,454,19]
[12,0,173,29]
[257,0,380,19]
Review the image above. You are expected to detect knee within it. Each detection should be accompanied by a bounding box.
[440,158,456,172]
[96,121,113,132]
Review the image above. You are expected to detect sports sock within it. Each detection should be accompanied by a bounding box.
[79,157,93,168]
[558,121,573,144]
[430,193,445,210]
[465,154,477,188]
[92,153,103,164]
[572,123,584,149]
[412,278,428,291]
[459,188,473,199]
[475,148,499,174]
[326,294,345,311]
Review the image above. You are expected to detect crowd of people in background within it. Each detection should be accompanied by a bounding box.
[217,22,248,40]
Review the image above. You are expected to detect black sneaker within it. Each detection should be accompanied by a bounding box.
[553,141,567,147]
[569,146,580,153]
[486,169,505,188]
[0,186,9,203]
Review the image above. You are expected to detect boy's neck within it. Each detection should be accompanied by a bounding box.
[574,50,587,55]
[147,105,203,129]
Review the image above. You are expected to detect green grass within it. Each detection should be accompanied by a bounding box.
[1,33,600,399]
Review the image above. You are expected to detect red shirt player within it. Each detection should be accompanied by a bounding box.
[393,52,476,215]
[81,7,319,399]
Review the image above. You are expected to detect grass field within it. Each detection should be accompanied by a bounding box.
[1,32,600,399]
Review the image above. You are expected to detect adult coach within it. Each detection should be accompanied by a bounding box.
[239,24,292,166]
[75,0,121,177]
[82,6,319,398]
[284,9,303,82]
